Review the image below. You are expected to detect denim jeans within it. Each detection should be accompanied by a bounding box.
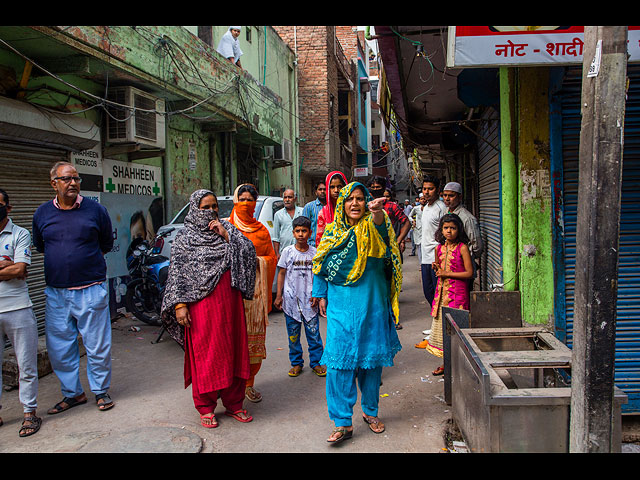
[284,313,323,368]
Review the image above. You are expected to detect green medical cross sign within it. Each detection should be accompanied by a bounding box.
[103,178,161,196]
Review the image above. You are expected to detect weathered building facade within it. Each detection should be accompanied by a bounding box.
[273,26,359,203]
[0,25,298,331]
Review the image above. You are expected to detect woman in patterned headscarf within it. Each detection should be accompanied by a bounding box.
[312,182,403,444]
[228,184,277,404]
[161,189,257,428]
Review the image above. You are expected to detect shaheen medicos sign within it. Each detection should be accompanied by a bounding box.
[447,26,640,67]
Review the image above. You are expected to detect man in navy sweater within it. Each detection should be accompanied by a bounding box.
[32,161,115,415]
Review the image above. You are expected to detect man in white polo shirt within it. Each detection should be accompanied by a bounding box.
[415,176,447,349]
[0,188,41,437]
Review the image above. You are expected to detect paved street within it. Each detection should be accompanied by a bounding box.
[0,253,452,453]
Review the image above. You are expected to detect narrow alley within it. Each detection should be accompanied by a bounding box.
[0,254,453,453]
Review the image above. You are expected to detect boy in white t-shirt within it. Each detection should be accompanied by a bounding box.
[275,216,326,378]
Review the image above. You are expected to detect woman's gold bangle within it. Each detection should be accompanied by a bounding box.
[175,303,187,310]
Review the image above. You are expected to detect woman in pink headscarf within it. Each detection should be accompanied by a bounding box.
[315,171,347,245]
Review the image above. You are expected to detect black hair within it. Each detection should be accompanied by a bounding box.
[292,215,311,230]
[423,174,440,190]
[314,180,325,190]
[199,192,217,207]
[130,210,145,229]
[0,188,8,205]
[368,175,387,188]
[237,184,258,201]
[434,213,469,245]
[328,173,345,186]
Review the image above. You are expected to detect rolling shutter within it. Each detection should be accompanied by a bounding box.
[0,141,69,339]
[557,66,640,413]
[477,107,503,291]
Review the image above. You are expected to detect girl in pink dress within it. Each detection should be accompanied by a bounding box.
[425,213,473,375]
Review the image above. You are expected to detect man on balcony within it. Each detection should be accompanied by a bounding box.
[217,26,243,68]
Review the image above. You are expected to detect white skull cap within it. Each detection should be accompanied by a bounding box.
[443,182,462,193]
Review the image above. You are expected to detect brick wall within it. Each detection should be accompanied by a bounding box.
[274,26,361,187]
[274,26,330,179]
[335,26,359,62]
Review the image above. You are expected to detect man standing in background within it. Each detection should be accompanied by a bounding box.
[441,181,483,285]
[272,188,304,258]
[302,181,326,247]
[416,176,447,349]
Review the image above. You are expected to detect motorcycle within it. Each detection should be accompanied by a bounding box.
[124,227,174,326]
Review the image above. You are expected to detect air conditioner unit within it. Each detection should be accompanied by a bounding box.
[274,138,292,163]
[263,145,275,159]
[264,138,293,168]
[106,86,166,149]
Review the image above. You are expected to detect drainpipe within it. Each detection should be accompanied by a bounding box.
[263,26,267,85]
[499,66,519,291]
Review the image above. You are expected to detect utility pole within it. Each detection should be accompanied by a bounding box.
[570,26,628,453]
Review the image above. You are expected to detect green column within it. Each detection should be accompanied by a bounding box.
[516,67,555,326]
[499,67,518,291]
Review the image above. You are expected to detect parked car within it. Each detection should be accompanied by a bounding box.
[156,195,284,259]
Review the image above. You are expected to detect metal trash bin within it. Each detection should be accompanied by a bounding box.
[447,314,628,453]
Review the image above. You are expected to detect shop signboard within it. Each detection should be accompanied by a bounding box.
[71,144,102,203]
[447,26,640,68]
[102,158,163,197]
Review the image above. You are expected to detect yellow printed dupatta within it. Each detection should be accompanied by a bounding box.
[312,182,403,323]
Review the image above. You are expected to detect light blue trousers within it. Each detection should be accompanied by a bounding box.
[326,366,383,427]
[0,307,39,412]
[44,283,112,398]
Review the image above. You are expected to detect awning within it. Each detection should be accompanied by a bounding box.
[0,96,100,152]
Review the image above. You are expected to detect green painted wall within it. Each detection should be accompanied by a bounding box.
[516,67,555,327]
[499,67,519,291]
[206,26,300,196]
[1,26,299,217]
[165,115,219,214]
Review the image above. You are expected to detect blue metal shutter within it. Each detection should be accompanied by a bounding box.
[477,107,503,291]
[557,66,640,413]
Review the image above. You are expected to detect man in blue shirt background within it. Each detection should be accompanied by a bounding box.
[301,181,326,247]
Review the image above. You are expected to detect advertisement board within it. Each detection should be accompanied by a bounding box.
[447,26,640,68]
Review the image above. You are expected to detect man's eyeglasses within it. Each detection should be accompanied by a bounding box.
[54,176,82,184]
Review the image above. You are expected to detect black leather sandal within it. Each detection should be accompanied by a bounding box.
[19,415,42,437]
[47,395,87,415]
[96,393,115,411]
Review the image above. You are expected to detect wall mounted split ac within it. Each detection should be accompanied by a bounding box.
[263,137,292,167]
[106,86,166,149]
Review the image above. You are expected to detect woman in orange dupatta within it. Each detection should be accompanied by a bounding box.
[228,184,277,403]
[315,171,347,245]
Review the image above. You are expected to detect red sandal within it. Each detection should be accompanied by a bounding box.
[225,409,253,423]
[200,413,218,428]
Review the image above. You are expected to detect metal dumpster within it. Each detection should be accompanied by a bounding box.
[447,314,628,453]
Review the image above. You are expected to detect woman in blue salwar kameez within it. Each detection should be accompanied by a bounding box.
[312,182,403,444]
